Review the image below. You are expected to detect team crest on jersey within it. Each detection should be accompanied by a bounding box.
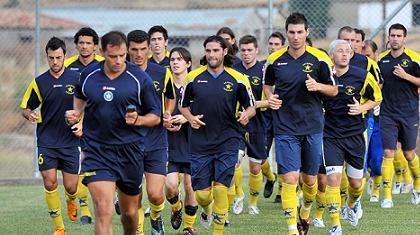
[103,91,113,101]
[251,76,260,86]
[153,81,161,92]
[400,59,409,67]
[345,86,355,95]
[223,81,233,92]
[65,85,75,95]
[302,62,313,73]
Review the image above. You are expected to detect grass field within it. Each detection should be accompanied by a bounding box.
[0,183,419,235]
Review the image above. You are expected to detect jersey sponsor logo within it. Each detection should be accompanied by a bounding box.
[197,80,208,83]
[345,86,355,96]
[381,60,390,63]
[223,81,233,92]
[302,62,313,73]
[103,91,114,101]
[84,171,97,177]
[251,76,261,86]
[400,59,409,67]
[153,81,161,92]
[53,84,63,88]
[69,67,79,71]
[66,85,75,95]
[102,86,115,91]
[277,62,288,66]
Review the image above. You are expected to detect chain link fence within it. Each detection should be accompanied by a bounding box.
[0,0,419,180]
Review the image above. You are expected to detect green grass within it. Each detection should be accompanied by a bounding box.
[0,184,419,235]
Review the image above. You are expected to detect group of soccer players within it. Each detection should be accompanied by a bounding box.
[20,11,419,235]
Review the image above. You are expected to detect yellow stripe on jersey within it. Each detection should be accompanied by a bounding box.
[182,65,207,86]
[20,79,43,123]
[94,54,105,62]
[148,50,170,59]
[64,55,79,68]
[367,57,381,83]
[378,49,391,60]
[225,67,256,107]
[404,48,420,64]
[162,68,175,114]
[265,47,288,66]
[360,72,383,113]
[306,45,334,67]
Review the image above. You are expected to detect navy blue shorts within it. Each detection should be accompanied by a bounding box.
[323,135,365,170]
[364,117,384,176]
[380,114,418,151]
[37,147,80,174]
[262,111,274,158]
[245,132,267,160]
[144,148,167,175]
[275,132,323,175]
[167,161,191,175]
[81,139,144,196]
[190,151,237,190]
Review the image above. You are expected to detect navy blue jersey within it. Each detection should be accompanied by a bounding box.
[20,69,80,148]
[64,55,104,73]
[350,52,382,84]
[143,62,175,151]
[324,66,382,138]
[167,85,189,162]
[74,61,161,145]
[181,66,255,154]
[149,51,170,68]
[378,48,420,117]
[264,46,335,135]
[233,61,266,133]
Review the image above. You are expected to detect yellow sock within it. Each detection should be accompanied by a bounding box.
[325,185,341,228]
[183,205,197,229]
[382,157,394,200]
[149,201,165,220]
[300,181,317,220]
[394,149,405,183]
[408,154,420,191]
[45,188,64,229]
[77,175,91,217]
[348,183,363,208]
[249,171,263,206]
[277,174,283,196]
[282,183,298,234]
[358,178,366,200]
[65,189,77,202]
[261,161,275,181]
[314,189,326,220]
[195,190,213,215]
[340,171,348,207]
[234,165,244,197]
[213,185,228,235]
[372,176,382,197]
[227,185,235,207]
[137,206,145,235]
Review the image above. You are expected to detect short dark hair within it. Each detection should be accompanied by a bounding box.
[239,35,258,48]
[73,27,99,45]
[389,23,407,37]
[101,31,127,52]
[45,36,66,54]
[269,31,285,45]
[217,26,239,55]
[127,30,149,45]
[170,47,192,72]
[285,12,308,31]
[354,28,365,41]
[148,25,168,40]
[200,35,235,67]
[363,39,378,53]
[337,26,355,39]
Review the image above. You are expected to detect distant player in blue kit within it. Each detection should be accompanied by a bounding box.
[21,37,80,235]
[148,25,171,68]
[65,31,161,235]
[180,35,255,234]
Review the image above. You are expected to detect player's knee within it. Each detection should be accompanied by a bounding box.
[195,189,212,207]
[43,180,58,191]
[317,174,327,190]
[383,149,395,158]
[63,183,78,195]
[165,182,178,198]
[148,192,164,205]
[94,200,113,219]
[403,150,415,161]
[249,160,262,175]
[120,206,138,221]
[184,205,198,216]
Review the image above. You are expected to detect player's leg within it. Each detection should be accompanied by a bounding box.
[165,163,182,230]
[232,146,245,214]
[313,168,327,228]
[393,148,405,194]
[77,150,92,224]
[118,189,140,235]
[182,169,198,235]
[369,122,384,202]
[248,159,263,214]
[88,181,116,235]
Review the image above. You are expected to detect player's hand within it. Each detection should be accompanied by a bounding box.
[305,74,320,91]
[167,124,182,132]
[125,111,139,126]
[23,109,38,123]
[65,110,81,125]
[162,112,173,128]
[71,122,83,137]
[267,94,282,110]
[348,97,363,115]
[171,114,188,125]
[237,111,250,126]
[189,114,205,129]
[393,64,408,80]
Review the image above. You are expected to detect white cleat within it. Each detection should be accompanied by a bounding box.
[248,205,260,215]
[411,190,420,205]
[354,199,363,219]
[369,195,379,202]
[339,207,348,220]
[233,195,245,214]
[313,218,325,228]
[347,206,359,227]
[200,211,213,229]
[329,225,342,235]
[367,178,373,197]
[392,182,402,195]
[380,199,394,208]
[402,183,413,194]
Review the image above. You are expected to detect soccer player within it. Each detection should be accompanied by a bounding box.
[263,31,286,203]
[165,47,198,235]
[323,39,382,234]
[233,35,271,215]
[263,13,337,235]
[353,28,365,54]
[217,27,241,65]
[362,40,379,61]
[21,37,80,235]
[127,29,176,234]
[64,26,103,225]
[148,25,170,68]
[66,31,161,235]
[378,23,420,207]
[180,35,255,235]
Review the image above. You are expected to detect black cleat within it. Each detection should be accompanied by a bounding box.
[114,198,121,215]
[264,175,277,198]
[151,216,165,235]
[80,215,92,224]
[170,205,183,230]
[182,227,196,235]
[224,219,230,227]
[274,195,281,203]
[297,207,310,235]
